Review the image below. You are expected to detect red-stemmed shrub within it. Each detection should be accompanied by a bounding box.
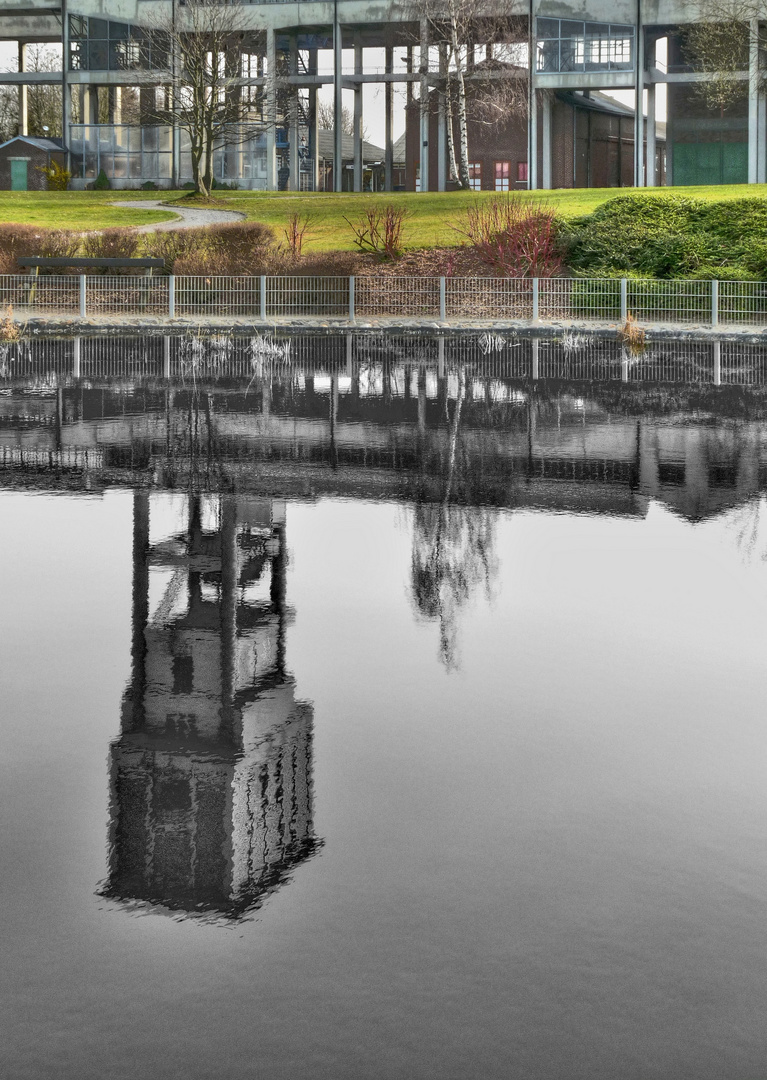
[454,197,563,277]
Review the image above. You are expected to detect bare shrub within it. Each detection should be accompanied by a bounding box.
[203,222,275,273]
[82,228,140,272]
[454,197,563,277]
[0,224,79,272]
[344,204,409,259]
[282,212,314,258]
[142,229,198,271]
[294,251,361,278]
[39,229,80,261]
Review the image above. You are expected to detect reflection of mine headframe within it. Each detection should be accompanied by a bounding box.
[103,492,319,918]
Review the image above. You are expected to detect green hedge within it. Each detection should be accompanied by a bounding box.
[562,194,767,280]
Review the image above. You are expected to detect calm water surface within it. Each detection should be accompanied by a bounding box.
[2,342,767,1079]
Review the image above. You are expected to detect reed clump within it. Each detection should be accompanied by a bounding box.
[618,311,646,354]
[0,305,20,342]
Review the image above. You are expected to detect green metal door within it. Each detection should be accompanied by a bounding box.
[10,160,28,191]
[672,142,747,186]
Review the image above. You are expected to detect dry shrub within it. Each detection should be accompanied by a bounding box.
[143,221,275,275]
[297,251,362,278]
[82,228,140,270]
[0,305,20,342]
[282,211,314,258]
[142,230,198,271]
[344,204,409,259]
[455,197,563,277]
[0,224,79,272]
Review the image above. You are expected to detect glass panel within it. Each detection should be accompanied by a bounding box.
[99,128,114,149]
[112,155,128,178]
[89,41,108,70]
[109,21,129,40]
[127,128,142,152]
[143,126,159,150]
[561,21,584,37]
[536,40,560,72]
[560,38,584,71]
[89,18,108,38]
[157,154,172,179]
[129,153,142,178]
[69,16,86,38]
[536,18,559,39]
[69,42,85,71]
[143,153,159,177]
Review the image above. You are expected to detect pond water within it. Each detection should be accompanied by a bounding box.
[3,335,767,1079]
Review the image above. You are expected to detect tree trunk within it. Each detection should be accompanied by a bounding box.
[445,73,458,183]
[448,14,471,189]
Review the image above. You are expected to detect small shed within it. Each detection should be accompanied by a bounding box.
[0,136,67,191]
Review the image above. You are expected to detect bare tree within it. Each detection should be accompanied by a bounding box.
[0,44,62,140]
[26,45,63,136]
[684,0,756,110]
[142,0,262,196]
[316,99,370,141]
[409,0,527,188]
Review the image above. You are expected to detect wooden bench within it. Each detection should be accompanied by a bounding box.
[18,257,166,311]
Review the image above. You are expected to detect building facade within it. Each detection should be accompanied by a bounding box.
[0,0,759,191]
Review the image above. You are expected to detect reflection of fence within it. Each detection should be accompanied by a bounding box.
[2,274,767,326]
[5,334,767,387]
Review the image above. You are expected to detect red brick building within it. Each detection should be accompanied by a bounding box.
[0,136,67,191]
[406,85,665,192]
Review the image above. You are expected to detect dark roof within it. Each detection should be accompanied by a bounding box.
[556,90,666,141]
[316,129,386,163]
[0,134,65,153]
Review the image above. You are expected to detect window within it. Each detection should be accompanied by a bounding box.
[172,655,194,695]
[536,18,634,74]
[468,162,481,191]
[494,161,510,191]
[517,161,528,183]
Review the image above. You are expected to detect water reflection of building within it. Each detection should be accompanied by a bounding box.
[103,492,319,917]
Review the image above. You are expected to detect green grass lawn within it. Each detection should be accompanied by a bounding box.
[0,190,178,229]
[0,184,766,249]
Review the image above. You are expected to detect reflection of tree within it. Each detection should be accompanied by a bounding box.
[729,495,767,563]
[410,367,499,669]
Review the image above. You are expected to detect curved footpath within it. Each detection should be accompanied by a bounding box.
[110,199,246,231]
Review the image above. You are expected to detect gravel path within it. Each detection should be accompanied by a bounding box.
[110,199,246,231]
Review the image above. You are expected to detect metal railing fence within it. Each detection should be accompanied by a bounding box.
[2,274,767,327]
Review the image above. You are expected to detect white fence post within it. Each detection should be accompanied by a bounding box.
[532,278,539,323]
[439,276,446,321]
[260,275,267,321]
[349,276,355,322]
[168,275,175,318]
[620,278,628,322]
[79,275,86,318]
[711,279,719,327]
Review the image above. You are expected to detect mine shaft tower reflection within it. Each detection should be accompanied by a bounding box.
[103,491,320,918]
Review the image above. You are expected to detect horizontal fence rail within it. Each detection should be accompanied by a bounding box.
[2,274,767,327]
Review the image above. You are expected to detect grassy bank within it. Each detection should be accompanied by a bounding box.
[1,184,767,250]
